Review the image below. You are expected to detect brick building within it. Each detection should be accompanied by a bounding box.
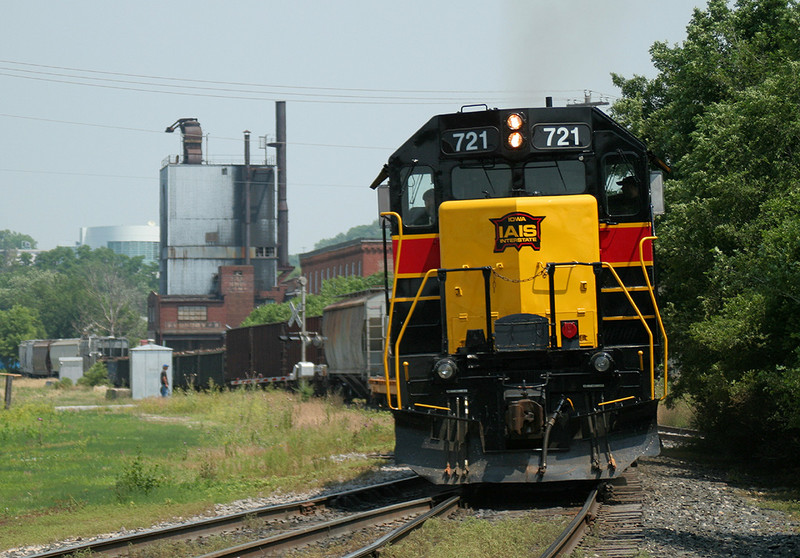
[299,239,391,294]
[148,266,256,351]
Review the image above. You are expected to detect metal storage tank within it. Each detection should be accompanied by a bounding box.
[159,161,277,296]
[130,344,173,399]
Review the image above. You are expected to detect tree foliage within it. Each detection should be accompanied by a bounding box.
[242,273,386,326]
[313,220,383,250]
[611,0,800,461]
[0,306,46,371]
[0,244,157,355]
[0,230,37,251]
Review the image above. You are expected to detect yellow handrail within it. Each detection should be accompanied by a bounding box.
[638,236,669,400]
[601,263,656,400]
[380,211,403,410]
[392,268,439,409]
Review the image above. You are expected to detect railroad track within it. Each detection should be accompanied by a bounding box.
[24,430,697,558]
[541,468,644,558]
[658,424,703,444]
[24,475,449,558]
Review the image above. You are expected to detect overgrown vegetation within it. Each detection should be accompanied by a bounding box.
[611,0,800,466]
[0,383,393,551]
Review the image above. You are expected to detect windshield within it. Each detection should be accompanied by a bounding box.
[451,164,512,199]
[523,160,585,195]
[451,160,585,200]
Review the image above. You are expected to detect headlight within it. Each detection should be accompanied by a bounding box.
[434,358,458,380]
[507,131,524,149]
[590,352,613,373]
[506,113,524,131]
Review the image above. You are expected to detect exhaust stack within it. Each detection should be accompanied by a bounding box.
[275,101,289,269]
[165,118,203,164]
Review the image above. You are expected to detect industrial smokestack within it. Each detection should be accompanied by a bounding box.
[276,101,289,269]
[244,130,251,265]
[164,118,203,164]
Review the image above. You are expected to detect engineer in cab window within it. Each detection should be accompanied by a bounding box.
[607,175,640,216]
[414,189,436,225]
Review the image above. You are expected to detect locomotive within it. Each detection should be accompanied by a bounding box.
[371,103,668,484]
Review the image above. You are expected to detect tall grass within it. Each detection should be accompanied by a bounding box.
[0,383,393,551]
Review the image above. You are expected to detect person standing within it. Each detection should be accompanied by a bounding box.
[160,364,170,397]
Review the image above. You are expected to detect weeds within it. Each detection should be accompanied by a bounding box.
[1,385,393,551]
[114,449,165,500]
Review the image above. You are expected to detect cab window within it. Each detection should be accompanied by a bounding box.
[451,164,512,199]
[401,166,436,227]
[523,160,585,195]
[603,154,641,216]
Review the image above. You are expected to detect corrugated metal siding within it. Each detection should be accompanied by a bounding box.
[161,164,278,296]
[323,301,366,375]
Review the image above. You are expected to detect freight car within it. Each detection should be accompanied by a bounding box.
[224,316,326,386]
[17,336,129,378]
[224,293,389,400]
[371,103,669,484]
[321,288,387,400]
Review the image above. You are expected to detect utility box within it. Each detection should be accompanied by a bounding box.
[292,361,315,379]
[130,344,173,399]
[59,357,84,383]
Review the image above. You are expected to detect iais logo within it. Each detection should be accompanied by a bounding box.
[489,212,545,253]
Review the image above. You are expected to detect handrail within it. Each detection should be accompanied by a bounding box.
[601,263,656,400]
[638,236,669,400]
[392,268,439,409]
[380,212,403,410]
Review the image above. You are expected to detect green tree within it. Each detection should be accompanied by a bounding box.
[611,0,800,460]
[313,220,384,250]
[0,246,156,341]
[0,306,45,370]
[242,273,386,326]
[0,230,37,250]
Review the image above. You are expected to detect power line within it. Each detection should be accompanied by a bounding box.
[0,58,577,98]
[0,113,395,150]
[0,68,517,106]
[0,167,368,189]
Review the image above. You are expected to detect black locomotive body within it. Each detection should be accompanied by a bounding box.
[373,105,667,483]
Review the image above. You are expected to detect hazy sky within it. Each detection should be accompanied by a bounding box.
[1,1,703,254]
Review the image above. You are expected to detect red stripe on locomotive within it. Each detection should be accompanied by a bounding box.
[392,236,441,275]
[599,223,653,264]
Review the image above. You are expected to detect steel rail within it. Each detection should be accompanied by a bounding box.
[195,496,441,558]
[539,486,600,558]
[658,425,703,443]
[24,476,423,558]
[341,494,461,558]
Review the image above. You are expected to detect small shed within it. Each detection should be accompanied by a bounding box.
[59,357,84,383]
[130,343,173,399]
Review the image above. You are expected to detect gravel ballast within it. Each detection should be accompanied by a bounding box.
[640,455,800,557]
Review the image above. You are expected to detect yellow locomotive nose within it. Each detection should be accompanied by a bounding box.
[437,195,600,354]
